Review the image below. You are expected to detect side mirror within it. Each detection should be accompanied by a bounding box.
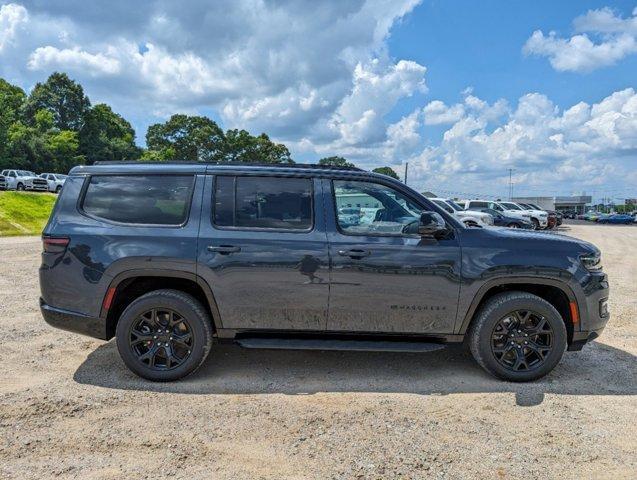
[418,211,448,237]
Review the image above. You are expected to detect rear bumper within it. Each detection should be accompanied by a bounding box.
[40,299,108,340]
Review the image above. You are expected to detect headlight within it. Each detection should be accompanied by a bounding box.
[581,254,602,271]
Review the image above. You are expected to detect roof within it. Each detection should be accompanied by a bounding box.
[70,161,371,177]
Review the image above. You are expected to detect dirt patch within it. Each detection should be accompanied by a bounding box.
[0,225,635,479]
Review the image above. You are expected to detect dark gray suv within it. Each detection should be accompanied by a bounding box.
[39,162,610,382]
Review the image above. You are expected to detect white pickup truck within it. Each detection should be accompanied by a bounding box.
[1,169,49,192]
[463,200,548,229]
[430,198,494,227]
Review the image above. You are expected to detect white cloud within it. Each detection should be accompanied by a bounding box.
[0,3,27,52]
[405,88,637,196]
[423,100,465,125]
[28,45,120,76]
[523,7,637,72]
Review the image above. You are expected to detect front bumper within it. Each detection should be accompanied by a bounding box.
[40,299,108,340]
[569,272,610,350]
[28,184,49,191]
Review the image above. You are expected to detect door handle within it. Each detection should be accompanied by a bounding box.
[207,245,241,254]
[338,249,371,259]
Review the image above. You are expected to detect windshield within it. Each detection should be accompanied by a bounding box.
[528,203,542,210]
[17,170,34,176]
[57,174,68,179]
[446,200,463,212]
[501,202,522,210]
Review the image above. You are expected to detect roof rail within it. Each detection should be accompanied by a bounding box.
[92,160,364,171]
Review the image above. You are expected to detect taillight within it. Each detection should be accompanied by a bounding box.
[43,236,70,253]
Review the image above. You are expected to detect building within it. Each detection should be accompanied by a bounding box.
[512,195,592,214]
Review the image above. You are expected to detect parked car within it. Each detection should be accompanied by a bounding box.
[463,200,545,229]
[430,198,494,227]
[519,203,562,228]
[499,201,549,230]
[584,212,602,222]
[0,169,49,191]
[0,173,7,190]
[40,162,609,383]
[39,173,68,193]
[597,214,634,225]
[479,208,534,229]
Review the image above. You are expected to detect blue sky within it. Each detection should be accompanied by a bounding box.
[0,0,636,201]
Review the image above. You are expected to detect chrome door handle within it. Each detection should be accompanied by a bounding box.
[338,249,371,258]
[207,245,241,254]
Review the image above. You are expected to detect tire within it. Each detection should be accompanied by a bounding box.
[464,220,479,227]
[115,289,213,381]
[468,291,567,382]
[16,183,24,191]
[530,218,539,230]
[55,185,62,193]
[507,222,520,229]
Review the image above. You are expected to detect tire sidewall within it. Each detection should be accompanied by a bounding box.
[115,292,210,381]
[472,294,567,382]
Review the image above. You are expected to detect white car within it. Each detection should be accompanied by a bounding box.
[1,169,49,192]
[463,200,544,229]
[430,198,494,227]
[40,173,68,193]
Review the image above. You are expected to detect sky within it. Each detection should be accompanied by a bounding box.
[0,0,636,201]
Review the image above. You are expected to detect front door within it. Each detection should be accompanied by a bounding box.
[197,174,330,331]
[325,178,461,334]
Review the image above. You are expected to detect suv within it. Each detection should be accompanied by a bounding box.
[429,198,493,227]
[498,201,549,230]
[1,169,49,191]
[40,163,609,382]
[464,200,545,229]
[40,173,68,193]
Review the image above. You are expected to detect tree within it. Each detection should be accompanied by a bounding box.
[0,79,26,168]
[23,72,90,131]
[372,166,400,179]
[80,104,141,163]
[146,114,224,161]
[222,129,292,164]
[318,156,354,167]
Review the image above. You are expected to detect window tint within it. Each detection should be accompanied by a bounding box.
[469,201,489,209]
[82,175,194,225]
[333,180,421,235]
[214,176,312,230]
[432,199,453,213]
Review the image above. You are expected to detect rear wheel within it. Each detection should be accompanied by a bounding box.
[16,183,24,191]
[468,291,567,381]
[116,289,213,381]
[507,222,520,228]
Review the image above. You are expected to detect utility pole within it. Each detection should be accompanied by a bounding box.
[404,162,408,185]
[508,168,513,200]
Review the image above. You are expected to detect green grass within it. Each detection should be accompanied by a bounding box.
[0,191,57,236]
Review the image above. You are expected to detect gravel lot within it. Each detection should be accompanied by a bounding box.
[1,223,635,479]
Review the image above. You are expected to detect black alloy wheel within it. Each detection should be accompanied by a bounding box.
[490,310,553,372]
[129,308,193,370]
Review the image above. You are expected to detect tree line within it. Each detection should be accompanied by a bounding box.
[0,72,399,179]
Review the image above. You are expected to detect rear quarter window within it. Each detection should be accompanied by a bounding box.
[81,175,194,225]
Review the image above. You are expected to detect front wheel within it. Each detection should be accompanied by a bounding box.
[55,185,62,193]
[530,218,539,230]
[468,291,567,382]
[463,220,479,227]
[116,289,213,381]
[16,183,24,191]
[507,222,520,229]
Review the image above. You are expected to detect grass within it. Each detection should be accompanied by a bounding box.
[0,191,57,236]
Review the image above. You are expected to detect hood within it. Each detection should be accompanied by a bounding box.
[479,226,599,254]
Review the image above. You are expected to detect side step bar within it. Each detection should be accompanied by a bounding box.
[235,337,446,353]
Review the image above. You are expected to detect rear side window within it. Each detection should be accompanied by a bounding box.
[82,175,194,225]
[213,175,312,230]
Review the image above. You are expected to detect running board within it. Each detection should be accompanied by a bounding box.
[235,337,446,353]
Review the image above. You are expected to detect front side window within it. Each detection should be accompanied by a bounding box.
[333,180,422,235]
[214,176,312,230]
[82,175,194,225]
[432,199,454,214]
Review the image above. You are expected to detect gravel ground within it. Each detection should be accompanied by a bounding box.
[0,224,635,479]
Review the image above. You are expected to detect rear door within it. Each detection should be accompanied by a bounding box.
[197,173,329,331]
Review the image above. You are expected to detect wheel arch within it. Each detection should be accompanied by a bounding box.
[458,277,578,345]
[101,269,222,340]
